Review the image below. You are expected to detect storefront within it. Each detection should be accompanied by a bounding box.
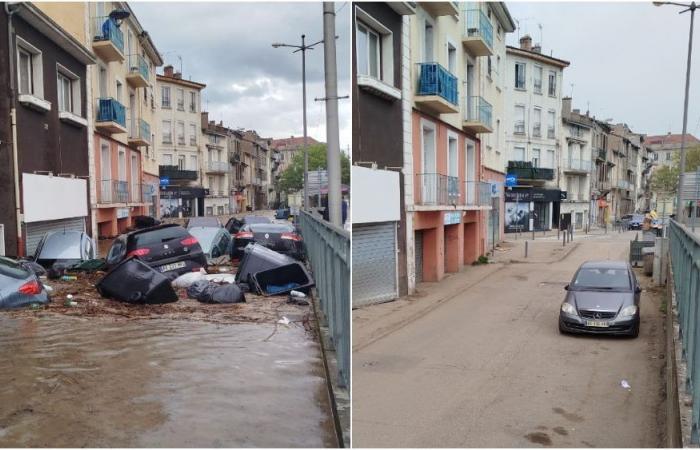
[504,188,563,233]
[159,186,208,218]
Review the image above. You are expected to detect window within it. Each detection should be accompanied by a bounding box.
[18,48,34,94]
[190,155,197,170]
[162,120,172,143]
[547,110,556,138]
[356,21,380,78]
[189,91,197,112]
[487,56,492,79]
[447,42,456,73]
[57,72,73,113]
[546,149,555,168]
[532,148,541,167]
[514,105,525,134]
[178,155,185,170]
[514,146,526,161]
[161,86,171,108]
[177,88,184,110]
[177,121,185,145]
[548,70,557,96]
[515,62,526,89]
[533,66,542,94]
[424,21,434,62]
[162,154,173,165]
[666,152,672,161]
[533,107,542,136]
[116,80,123,103]
[189,123,197,145]
[496,56,501,87]
[16,38,43,98]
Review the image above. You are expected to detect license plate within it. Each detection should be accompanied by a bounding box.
[159,261,186,272]
[586,320,610,328]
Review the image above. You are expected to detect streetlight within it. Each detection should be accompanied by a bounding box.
[272,35,324,212]
[654,0,697,224]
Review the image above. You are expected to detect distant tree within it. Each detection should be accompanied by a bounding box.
[671,145,700,173]
[650,165,679,196]
[277,143,350,193]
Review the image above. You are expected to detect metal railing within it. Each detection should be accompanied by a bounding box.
[464,9,493,49]
[98,179,129,204]
[91,16,124,53]
[159,165,198,181]
[507,161,556,181]
[563,159,592,172]
[415,173,459,205]
[547,126,556,139]
[127,54,149,81]
[533,123,541,137]
[297,210,350,389]
[206,160,229,173]
[417,62,458,105]
[617,179,630,190]
[128,117,150,144]
[97,98,126,126]
[514,120,525,134]
[464,95,492,128]
[596,148,607,161]
[464,181,492,206]
[142,184,157,204]
[669,220,700,443]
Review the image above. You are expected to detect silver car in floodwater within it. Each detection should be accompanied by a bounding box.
[0,257,50,309]
[559,260,641,338]
[32,230,95,268]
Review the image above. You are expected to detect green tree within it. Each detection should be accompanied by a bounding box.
[650,165,679,196]
[671,145,700,172]
[277,143,350,193]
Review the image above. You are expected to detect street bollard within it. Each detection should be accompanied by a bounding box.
[525,240,528,258]
[532,229,535,241]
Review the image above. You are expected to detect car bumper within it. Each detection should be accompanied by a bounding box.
[559,313,639,335]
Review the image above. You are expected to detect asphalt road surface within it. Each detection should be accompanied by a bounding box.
[353,232,665,447]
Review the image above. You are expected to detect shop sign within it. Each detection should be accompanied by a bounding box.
[444,211,461,225]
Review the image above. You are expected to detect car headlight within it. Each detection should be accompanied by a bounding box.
[619,305,638,317]
[561,302,577,315]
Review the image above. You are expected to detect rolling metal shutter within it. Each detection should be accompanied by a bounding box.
[352,222,397,307]
[24,217,86,257]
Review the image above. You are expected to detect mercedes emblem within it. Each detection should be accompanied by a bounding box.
[594,312,601,319]
[265,233,270,239]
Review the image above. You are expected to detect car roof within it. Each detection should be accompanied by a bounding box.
[579,260,629,269]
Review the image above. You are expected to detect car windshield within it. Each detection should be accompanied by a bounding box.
[187,227,219,251]
[572,267,631,290]
[244,216,271,225]
[0,257,30,279]
[133,226,188,247]
[631,215,645,222]
[37,232,83,259]
[248,223,294,233]
[187,217,220,228]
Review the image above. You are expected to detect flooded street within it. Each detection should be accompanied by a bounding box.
[0,316,337,447]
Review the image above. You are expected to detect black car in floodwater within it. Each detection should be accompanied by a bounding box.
[559,260,641,337]
[232,222,304,260]
[106,224,207,278]
[224,215,271,234]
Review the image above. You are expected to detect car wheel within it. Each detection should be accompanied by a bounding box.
[629,323,640,338]
[558,322,567,335]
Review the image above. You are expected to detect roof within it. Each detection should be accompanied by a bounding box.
[156,74,207,90]
[645,133,700,146]
[271,136,322,150]
[506,45,570,68]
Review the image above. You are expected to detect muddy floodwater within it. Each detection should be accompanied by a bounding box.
[0,316,337,447]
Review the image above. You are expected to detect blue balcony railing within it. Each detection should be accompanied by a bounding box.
[92,16,124,53]
[465,95,493,128]
[128,54,149,81]
[465,9,493,50]
[97,98,126,127]
[417,62,458,105]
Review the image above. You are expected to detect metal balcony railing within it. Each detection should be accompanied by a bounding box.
[128,117,150,143]
[617,179,630,190]
[91,16,124,52]
[464,181,492,206]
[464,96,492,128]
[97,98,126,126]
[596,148,607,161]
[514,120,525,134]
[98,179,129,204]
[507,161,555,181]
[547,126,556,139]
[464,9,493,49]
[533,123,541,137]
[415,173,459,205]
[206,160,229,173]
[127,54,149,81]
[417,62,458,105]
[142,184,157,203]
[159,165,198,181]
[564,159,592,172]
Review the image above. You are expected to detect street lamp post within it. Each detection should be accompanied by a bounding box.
[654,1,697,224]
[272,35,324,212]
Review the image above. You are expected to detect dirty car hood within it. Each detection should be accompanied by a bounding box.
[570,290,633,311]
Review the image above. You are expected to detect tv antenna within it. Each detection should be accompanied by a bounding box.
[514,17,534,40]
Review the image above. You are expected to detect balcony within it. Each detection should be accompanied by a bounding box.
[415,173,460,206]
[96,98,127,134]
[159,165,198,181]
[507,161,555,182]
[596,148,607,162]
[91,16,124,62]
[616,179,630,190]
[563,159,592,174]
[463,96,492,133]
[98,179,129,204]
[415,62,459,114]
[514,120,525,135]
[128,118,150,147]
[418,1,459,16]
[207,190,226,198]
[206,160,229,174]
[142,184,157,203]
[126,54,149,88]
[462,9,493,56]
[533,123,541,137]
[547,127,556,139]
[464,181,492,207]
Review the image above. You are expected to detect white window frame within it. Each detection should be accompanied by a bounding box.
[354,6,399,100]
[356,21,381,78]
[533,65,543,94]
[16,37,43,99]
[446,130,459,179]
[513,146,526,162]
[514,62,526,90]
[446,38,457,74]
[177,88,184,110]
[177,120,185,145]
[422,16,435,64]
[548,70,557,97]
[162,153,173,165]
[420,118,437,175]
[161,85,171,108]
[189,91,197,112]
[189,122,197,145]
[56,63,81,116]
[162,120,172,144]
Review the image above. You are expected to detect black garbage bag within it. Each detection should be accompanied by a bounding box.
[95,257,178,304]
[186,280,245,304]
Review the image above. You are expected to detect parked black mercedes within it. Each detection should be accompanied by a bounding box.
[105,224,207,278]
[232,222,304,260]
[559,260,641,337]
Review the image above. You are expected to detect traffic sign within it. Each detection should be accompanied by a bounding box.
[159,177,170,186]
[505,174,517,187]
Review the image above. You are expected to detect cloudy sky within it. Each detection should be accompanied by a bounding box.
[131,1,351,149]
[506,1,700,137]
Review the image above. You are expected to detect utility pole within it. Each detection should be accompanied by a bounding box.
[323,2,342,226]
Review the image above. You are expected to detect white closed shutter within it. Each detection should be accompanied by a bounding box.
[24,217,86,257]
[352,222,397,308]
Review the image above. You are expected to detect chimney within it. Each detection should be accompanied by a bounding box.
[562,97,572,117]
[519,34,532,51]
[164,65,174,77]
[201,111,209,129]
[532,44,542,53]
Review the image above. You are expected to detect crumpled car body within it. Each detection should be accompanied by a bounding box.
[33,230,95,269]
[0,256,50,309]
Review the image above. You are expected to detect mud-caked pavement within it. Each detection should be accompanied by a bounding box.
[353,230,666,447]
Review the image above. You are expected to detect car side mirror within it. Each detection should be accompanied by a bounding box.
[564,284,569,291]
[635,286,642,294]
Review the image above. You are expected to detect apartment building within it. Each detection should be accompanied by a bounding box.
[560,97,594,230]
[607,123,643,220]
[646,133,700,167]
[590,118,613,226]
[271,135,321,174]
[0,3,95,256]
[405,1,500,284]
[240,130,267,211]
[202,119,231,216]
[229,129,246,213]
[503,35,569,232]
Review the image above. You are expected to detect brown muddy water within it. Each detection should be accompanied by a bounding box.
[0,316,337,447]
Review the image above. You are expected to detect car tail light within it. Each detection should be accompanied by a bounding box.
[281,232,302,242]
[18,280,41,295]
[180,237,198,246]
[235,231,254,239]
[127,248,151,258]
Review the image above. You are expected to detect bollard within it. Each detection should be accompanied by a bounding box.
[532,229,535,241]
[525,240,528,258]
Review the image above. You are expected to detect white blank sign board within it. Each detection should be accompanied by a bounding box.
[352,166,400,224]
[22,173,88,223]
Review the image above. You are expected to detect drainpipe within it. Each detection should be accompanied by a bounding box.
[5,3,22,256]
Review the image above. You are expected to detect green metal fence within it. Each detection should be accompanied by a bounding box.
[298,210,350,388]
[669,219,700,442]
